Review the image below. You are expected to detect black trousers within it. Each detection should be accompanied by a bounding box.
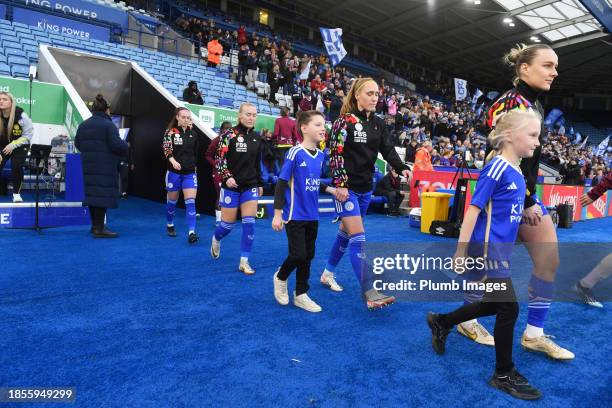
[442,277,518,374]
[0,146,27,195]
[275,146,291,168]
[89,206,107,229]
[277,220,318,295]
[386,190,404,213]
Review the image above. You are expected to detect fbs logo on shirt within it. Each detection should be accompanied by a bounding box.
[236,136,248,153]
[353,122,367,143]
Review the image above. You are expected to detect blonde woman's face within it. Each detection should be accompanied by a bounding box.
[239,105,257,128]
[355,81,379,112]
[512,118,541,158]
[0,95,12,110]
[521,49,558,92]
[176,110,191,128]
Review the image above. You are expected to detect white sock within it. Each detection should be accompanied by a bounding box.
[189,230,195,235]
[525,324,544,338]
[240,256,248,263]
[215,210,222,222]
[462,319,477,326]
[167,223,174,227]
[323,269,333,276]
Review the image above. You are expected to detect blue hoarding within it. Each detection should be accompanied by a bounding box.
[18,0,128,30]
[13,7,111,41]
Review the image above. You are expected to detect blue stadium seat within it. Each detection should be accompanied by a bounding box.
[11,65,29,78]
[219,97,233,108]
[233,101,242,109]
[8,55,29,65]
[0,63,10,76]
[207,97,219,105]
[12,22,30,30]
[20,39,39,47]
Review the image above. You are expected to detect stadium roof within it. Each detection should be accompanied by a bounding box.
[284,0,612,94]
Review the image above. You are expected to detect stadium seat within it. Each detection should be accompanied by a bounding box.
[11,65,30,78]
[219,98,234,108]
[0,63,10,75]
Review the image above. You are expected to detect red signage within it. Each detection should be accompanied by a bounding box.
[409,170,478,207]
[587,191,607,219]
[541,185,583,221]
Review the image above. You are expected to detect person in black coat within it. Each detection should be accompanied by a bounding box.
[75,95,128,238]
[182,81,204,105]
[374,168,405,216]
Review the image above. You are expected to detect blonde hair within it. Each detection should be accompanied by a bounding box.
[485,110,541,164]
[238,102,257,114]
[340,77,377,115]
[0,92,16,143]
[504,43,553,87]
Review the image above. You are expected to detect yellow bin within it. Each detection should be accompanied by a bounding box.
[420,192,453,234]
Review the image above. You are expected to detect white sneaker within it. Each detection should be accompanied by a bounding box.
[293,291,322,313]
[12,193,23,203]
[457,321,495,346]
[239,259,255,275]
[521,333,575,360]
[273,269,289,305]
[210,236,220,259]
[320,271,343,292]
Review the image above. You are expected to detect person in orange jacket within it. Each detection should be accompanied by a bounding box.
[207,37,223,68]
[413,140,434,171]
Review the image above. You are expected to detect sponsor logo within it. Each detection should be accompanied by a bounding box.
[198,110,215,127]
[173,135,183,145]
[237,136,244,143]
[305,177,320,192]
[510,202,524,223]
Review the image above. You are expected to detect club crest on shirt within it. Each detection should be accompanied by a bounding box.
[345,201,355,211]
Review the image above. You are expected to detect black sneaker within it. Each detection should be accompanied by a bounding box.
[188,232,199,244]
[489,368,542,400]
[573,282,603,308]
[427,312,450,355]
[167,225,177,237]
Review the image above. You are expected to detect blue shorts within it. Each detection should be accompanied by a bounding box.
[166,171,197,191]
[220,187,259,209]
[334,190,372,218]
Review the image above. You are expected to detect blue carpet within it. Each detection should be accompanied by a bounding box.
[1,198,610,407]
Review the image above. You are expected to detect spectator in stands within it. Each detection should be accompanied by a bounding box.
[237,25,247,46]
[387,94,398,117]
[375,168,405,217]
[0,92,33,203]
[591,168,604,187]
[404,139,418,163]
[258,49,271,84]
[299,89,313,112]
[268,64,284,103]
[75,94,128,238]
[414,140,434,171]
[561,159,582,185]
[237,44,249,85]
[328,88,344,123]
[246,50,259,91]
[273,107,299,166]
[206,36,223,68]
[183,81,204,105]
[260,128,277,177]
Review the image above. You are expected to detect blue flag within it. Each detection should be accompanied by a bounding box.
[319,27,348,67]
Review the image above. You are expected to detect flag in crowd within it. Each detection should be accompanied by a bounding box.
[596,135,610,156]
[319,27,348,67]
[454,78,468,101]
